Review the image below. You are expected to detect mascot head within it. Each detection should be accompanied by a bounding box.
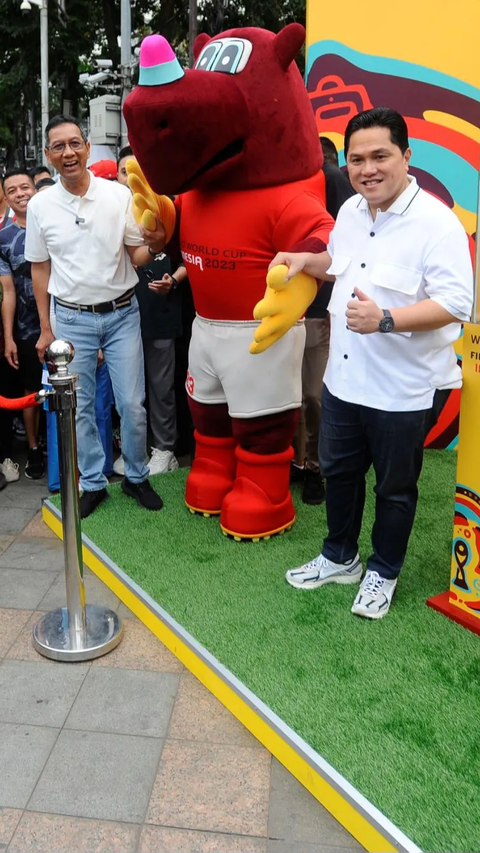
[124,24,322,194]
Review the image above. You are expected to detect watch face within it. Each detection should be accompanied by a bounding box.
[380,315,395,333]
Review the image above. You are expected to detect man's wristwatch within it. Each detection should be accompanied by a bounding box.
[378,308,395,333]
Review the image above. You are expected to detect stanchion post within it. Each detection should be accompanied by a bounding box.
[51,340,86,648]
[33,341,123,661]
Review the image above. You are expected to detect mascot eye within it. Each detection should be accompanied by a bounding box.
[158,119,168,130]
[212,45,241,74]
[194,42,222,71]
[195,38,252,74]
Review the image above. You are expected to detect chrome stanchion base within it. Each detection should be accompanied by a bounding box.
[33,605,123,662]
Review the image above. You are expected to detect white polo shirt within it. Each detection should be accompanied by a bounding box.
[324,177,473,412]
[25,172,144,304]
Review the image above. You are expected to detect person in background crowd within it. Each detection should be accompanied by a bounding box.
[322,140,354,215]
[0,282,12,489]
[0,179,15,230]
[272,107,473,620]
[0,170,44,480]
[320,136,340,167]
[116,146,132,186]
[35,177,56,192]
[30,165,53,188]
[0,170,22,451]
[89,160,118,181]
[26,114,166,517]
[113,147,188,475]
[292,139,355,505]
[140,261,188,473]
[117,145,196,459]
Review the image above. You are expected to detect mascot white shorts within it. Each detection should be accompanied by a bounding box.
[186,315,306,418]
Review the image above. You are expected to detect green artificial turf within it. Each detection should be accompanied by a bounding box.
[54,451,480,851]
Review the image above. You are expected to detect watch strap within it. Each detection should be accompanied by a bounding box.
[379,308,395,333]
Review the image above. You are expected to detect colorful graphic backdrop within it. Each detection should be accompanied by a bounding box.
[305,2,480,448]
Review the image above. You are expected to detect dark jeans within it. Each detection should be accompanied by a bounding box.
[319,385,430,580]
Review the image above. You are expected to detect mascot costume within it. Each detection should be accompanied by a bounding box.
[123,23,334,540]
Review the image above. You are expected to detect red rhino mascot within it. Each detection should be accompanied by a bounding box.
[124,24,334,540]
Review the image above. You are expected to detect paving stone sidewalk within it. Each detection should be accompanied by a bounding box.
[0,471,364,853]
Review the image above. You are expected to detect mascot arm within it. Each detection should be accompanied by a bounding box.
[250,193,334,355]
[126,159,176,244]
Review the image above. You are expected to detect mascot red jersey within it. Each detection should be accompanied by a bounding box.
[124,24,334,540]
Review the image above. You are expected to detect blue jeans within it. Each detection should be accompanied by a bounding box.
[319,385,429,580]
[55,298,148,492]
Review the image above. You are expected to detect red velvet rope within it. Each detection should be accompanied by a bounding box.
[0,393,40,410]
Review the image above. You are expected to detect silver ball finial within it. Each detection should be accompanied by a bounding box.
[45,340,75,376]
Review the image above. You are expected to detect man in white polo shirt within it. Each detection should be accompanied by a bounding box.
[25,114,166,518]
[269,107,473,619]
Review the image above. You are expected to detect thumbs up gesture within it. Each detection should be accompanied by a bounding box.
[345,287,383,335]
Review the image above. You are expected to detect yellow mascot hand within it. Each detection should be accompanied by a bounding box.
[249,264,317,355]
[126,159,176,244]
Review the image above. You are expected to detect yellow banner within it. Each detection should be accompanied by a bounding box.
[450,323,480,619]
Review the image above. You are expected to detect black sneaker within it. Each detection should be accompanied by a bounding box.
[25,447,45,480]
[80,488,108,519]
[38,435,48,456]
[302,467,325,505]
[13,416,27,441]
[122,477,163,511]
[0,471,6,491]
[290,461,305,484]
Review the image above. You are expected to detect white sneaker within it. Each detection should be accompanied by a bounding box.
[1,458,20,482]
[113,455,125,476]
[148,448,179,475]
[286,553,362,590]
[351,570,397,619]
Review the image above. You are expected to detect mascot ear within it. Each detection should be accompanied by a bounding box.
[193,33,211,61]
[274,23,306,70]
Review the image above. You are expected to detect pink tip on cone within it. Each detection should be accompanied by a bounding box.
[140,34,176,68]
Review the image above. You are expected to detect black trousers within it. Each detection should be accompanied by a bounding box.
[319,385,430,580]
[0,356,15,463]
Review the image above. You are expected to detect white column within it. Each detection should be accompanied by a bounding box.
[40,0,49,165]
[120,0,131,148]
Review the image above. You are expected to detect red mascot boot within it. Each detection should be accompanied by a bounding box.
[220,445,295,540]
[185,431,237,516]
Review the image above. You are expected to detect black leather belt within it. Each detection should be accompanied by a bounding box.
[55,289,135,314]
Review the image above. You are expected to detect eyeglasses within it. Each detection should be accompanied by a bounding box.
[47,139,86,155]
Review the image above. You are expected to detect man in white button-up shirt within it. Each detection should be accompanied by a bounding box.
[270,107,473,619]
[25,115,167,519]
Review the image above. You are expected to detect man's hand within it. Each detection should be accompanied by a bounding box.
[36,329,55,363]
[126,160,176,245]
[148,273,175,296]
[268,252,311,281]
[4,338,18,369]
[346,287,383,335]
